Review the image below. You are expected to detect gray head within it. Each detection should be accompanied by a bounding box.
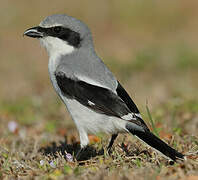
[24,14,93,56]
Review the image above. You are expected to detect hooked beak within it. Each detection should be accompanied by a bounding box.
[23,26,43,38]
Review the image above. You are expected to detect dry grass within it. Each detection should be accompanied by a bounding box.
[1,0,198,179]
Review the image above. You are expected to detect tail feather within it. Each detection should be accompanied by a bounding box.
[127,128,184,161]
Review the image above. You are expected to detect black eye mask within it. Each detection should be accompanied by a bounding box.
[38,26,82,48]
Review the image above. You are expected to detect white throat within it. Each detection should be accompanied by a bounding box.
[40,36,75,61]
[40,36,75,89]
[40,36,75,74]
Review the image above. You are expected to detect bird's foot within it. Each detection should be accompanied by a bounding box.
[75,147,86,161]
[107,134,118,155]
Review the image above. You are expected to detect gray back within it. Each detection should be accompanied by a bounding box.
[57,48,118,91]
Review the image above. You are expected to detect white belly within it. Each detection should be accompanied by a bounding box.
[64,98,127,135]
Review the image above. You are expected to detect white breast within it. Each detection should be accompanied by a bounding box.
[39,36,75,95]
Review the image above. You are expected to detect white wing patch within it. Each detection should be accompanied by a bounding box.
[122,113,135,120]
[88,100,95,106]
[135,113,142,119]
[121,113,142,121]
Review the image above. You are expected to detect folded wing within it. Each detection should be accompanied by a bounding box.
[55,71,149,130]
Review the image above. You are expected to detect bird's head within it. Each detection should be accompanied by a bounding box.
[24,14,93,57]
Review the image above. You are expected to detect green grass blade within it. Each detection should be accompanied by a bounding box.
[146,104,159,137]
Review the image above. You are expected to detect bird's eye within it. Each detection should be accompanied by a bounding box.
[53,26,62,33]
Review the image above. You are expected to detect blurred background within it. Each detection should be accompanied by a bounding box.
[1,0,198,137]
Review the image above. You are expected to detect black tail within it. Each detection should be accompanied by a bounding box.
[127,128,184,162]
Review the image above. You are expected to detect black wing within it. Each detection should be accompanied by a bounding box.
[116,82,139,114]
[55,71,150,129]
[55,72,149,129]
[55,72,132,119]
[116,82,149,129]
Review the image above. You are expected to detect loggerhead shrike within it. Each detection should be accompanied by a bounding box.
[24,14,184,162]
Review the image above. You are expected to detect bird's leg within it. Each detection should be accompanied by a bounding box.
[75,146,86,161]
[75,131,89,160]
[107,134,118,154]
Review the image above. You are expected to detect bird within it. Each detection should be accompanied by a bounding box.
[24,14,185,162]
